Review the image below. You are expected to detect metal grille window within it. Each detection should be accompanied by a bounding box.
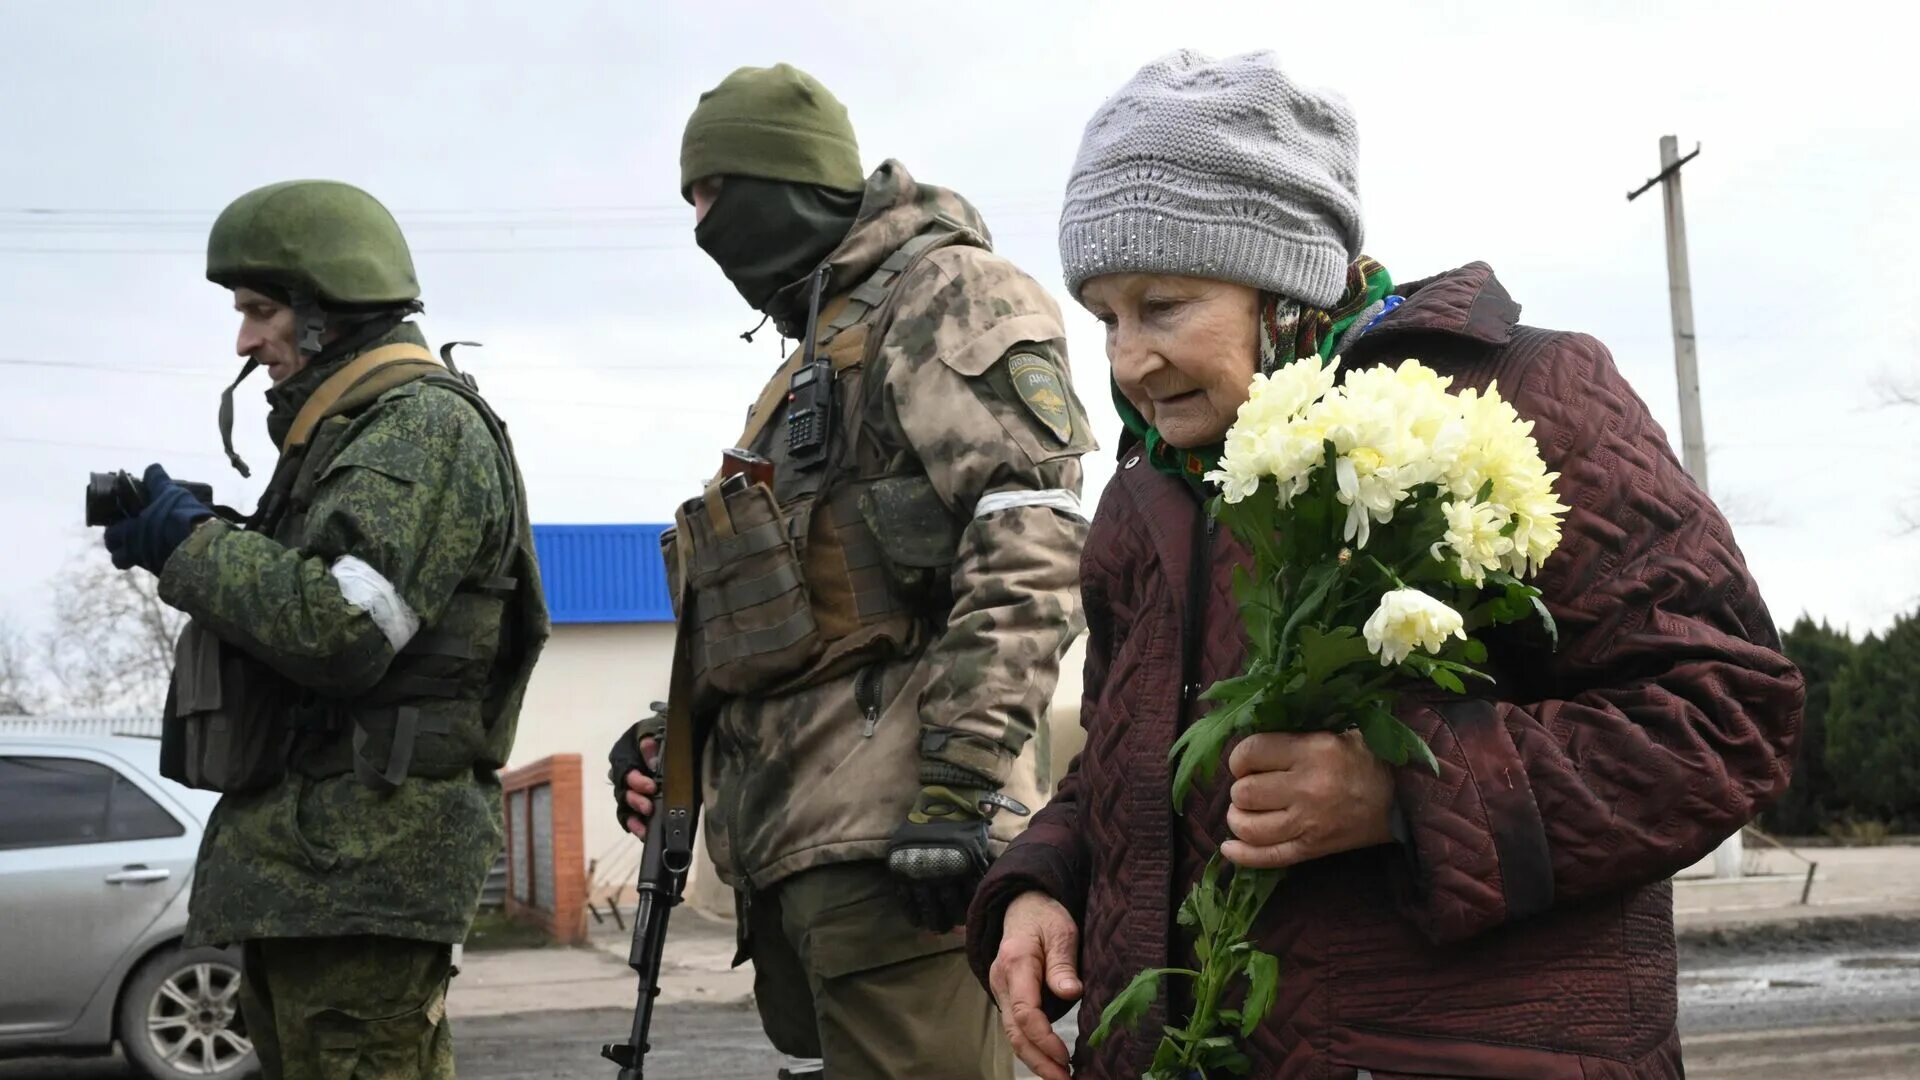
[507,789,530,904]
[531,784,554,912]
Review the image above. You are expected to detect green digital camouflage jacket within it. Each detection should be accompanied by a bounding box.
[160,322,518,946]
[702,162,1096,889]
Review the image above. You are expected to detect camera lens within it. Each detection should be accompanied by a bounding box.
[83,470,142,528]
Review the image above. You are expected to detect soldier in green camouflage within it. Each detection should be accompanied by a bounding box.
[101,180,548,1080]
[610,64,1092,1080]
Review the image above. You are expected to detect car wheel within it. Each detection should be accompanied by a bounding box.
[117,945,259,1079]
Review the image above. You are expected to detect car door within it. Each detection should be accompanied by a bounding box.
[0,750,195,1038]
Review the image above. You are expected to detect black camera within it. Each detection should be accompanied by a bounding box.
[85,470,214,528]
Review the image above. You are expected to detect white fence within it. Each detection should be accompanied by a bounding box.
[0,714,163,738]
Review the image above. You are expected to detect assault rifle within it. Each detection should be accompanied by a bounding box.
[607,449,774,1076]
[601,690,700,1077]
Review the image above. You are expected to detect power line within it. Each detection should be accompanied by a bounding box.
[0,242,698,255]
[0,435,231,460]
[0,198,1065,217]
[0,357,223,375]
[0,354,779,377]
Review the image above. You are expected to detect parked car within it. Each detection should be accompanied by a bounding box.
[0,734,256,1079]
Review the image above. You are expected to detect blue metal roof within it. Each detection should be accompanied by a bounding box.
[531,524,675,624]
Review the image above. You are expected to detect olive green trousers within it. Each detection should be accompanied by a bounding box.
[239,936,454,1080]
[746,861,1012,1080]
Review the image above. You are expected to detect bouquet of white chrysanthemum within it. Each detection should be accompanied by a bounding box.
[1091,356,1569,1078]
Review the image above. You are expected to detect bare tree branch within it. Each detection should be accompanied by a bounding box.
[42,548,185,716]
[1716,489,1787,530]
[0,616,42,715]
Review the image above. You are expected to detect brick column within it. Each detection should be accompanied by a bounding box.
[501,753,587,945]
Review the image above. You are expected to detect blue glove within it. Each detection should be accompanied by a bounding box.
[103,464,213,575]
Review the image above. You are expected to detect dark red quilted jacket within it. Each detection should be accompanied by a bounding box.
[967,264,1804,1080]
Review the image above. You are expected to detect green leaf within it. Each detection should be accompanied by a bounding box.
[1356,702,1413,766]
[1429,667,1466,694]
[1197,1036,1252,1072]
[1532,593,1560,650]
[1241,950,1282,1036]
[1170,697,1256,807]
[1233,565,1280,654]
[1217,1009,1244,1028]
[1440,658,1494,681]
[1243,866,1284,913]
[1211,1049,1256,1075]
[1089,967,1168,1047]
[1278,562,1340,653]
[1149,1039,1187,1076]
[1463,638,1489,664]
[1297,625,1374,685]
[1199,667,1272,706]
[1408,734,1441,774]
[1176,891,1200,929]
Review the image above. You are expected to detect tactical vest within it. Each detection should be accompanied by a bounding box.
[165,341,549,793]
[668,221,979,701]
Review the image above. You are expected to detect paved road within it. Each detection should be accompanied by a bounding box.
[8,946,1917,1079]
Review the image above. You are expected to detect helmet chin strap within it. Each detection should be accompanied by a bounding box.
[218,357,261,478]
[215,298,420,479]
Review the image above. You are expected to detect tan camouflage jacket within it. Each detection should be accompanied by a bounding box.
[700,162,1094,890]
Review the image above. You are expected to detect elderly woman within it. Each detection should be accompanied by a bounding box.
[966,51,1804,1080]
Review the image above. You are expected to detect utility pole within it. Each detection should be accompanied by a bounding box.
[1629,137,1741,878]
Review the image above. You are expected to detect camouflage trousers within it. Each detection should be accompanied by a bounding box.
[238,936,454,1080]
[745,861,1012,1080]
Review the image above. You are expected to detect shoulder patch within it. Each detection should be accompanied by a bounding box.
[1006,352,1074,444]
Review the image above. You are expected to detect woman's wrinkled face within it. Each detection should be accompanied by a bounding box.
[1081,273,1261,448]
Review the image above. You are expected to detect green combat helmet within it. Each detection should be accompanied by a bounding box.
[207,179,419,312]
[206,180,423,477]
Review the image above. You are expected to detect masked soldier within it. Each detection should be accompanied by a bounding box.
[101,179,547,1080]
[608,64,1093,1080]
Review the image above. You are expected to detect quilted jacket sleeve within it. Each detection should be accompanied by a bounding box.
[1390,331,1805,944]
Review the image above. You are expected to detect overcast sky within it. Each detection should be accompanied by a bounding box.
[3,0,1915,662]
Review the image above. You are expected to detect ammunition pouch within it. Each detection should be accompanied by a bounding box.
[161,621,299,794]
[858,475,963,607]
[675,479,823,697]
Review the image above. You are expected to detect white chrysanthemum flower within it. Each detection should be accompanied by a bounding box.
[1212,356,1341,504]
[1442,382,1568,572]
[1433,499,1515,585]
[1503,482,1570,576]
[1311,359,1462,546]
[1362,588,1468,667]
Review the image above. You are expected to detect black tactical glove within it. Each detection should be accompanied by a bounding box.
[607,703,667,835]
[103,464,213,575]
[885,784,1028,933]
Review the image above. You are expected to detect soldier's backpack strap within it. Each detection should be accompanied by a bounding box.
[283,342,443,450]
[820,219,978,337]
[335,367,544,792]
[731,220,983,456]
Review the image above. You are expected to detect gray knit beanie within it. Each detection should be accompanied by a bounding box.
[1060,50,1363,308]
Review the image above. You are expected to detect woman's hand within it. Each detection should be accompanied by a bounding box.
[1221,730,1395,869]
[988,891,1081,1080]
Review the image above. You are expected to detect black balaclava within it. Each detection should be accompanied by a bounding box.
[694,176,862,325]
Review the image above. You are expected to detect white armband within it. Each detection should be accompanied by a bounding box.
[329,556,420,652]
[973,489,1086,521]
